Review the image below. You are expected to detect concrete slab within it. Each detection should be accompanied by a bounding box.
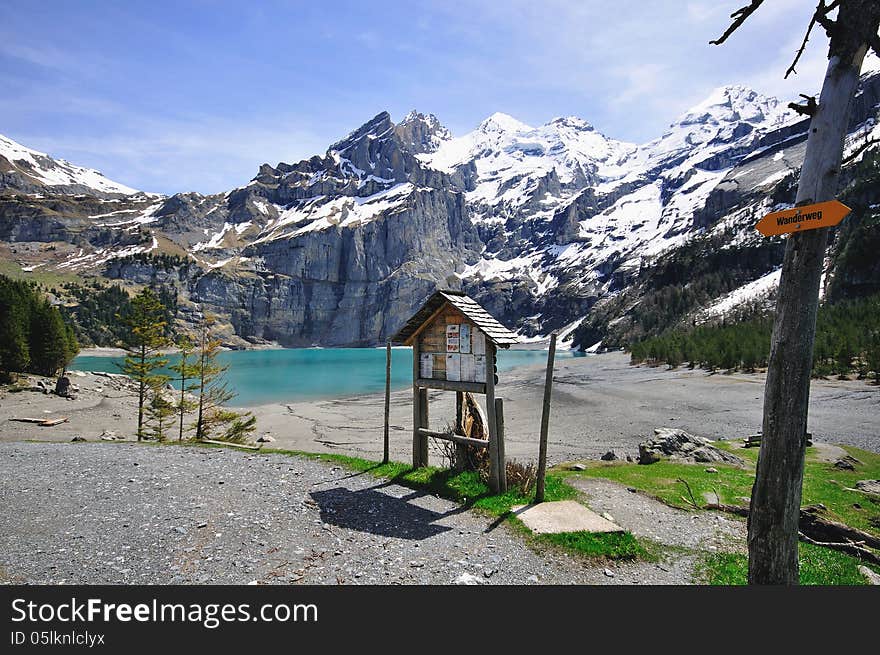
[511,500,623,535]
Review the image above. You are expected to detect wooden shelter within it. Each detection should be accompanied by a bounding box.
[392,290,519,492]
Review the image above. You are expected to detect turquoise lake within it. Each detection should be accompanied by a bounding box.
[72,348,582,407]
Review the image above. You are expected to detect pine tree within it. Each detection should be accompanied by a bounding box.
[29,300,75,376]
[145,376,175,442]
[191,313,256,442]
[0,283,30,377]
[169,334,199,441]
[119,288,170,441]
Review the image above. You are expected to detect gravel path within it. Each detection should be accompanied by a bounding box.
[0,442,706,585]
[567,477,746,550]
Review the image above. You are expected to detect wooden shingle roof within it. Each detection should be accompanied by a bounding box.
[392,290,520,348]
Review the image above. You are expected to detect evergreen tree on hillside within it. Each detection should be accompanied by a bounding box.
[119,288,171,441]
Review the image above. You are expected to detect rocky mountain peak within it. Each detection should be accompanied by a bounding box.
[328,111,394,156]
[393,110,451,154]
[675,84,790,129]
[478,112,533,134]
[0,132,138,198]
[547,116,595,132]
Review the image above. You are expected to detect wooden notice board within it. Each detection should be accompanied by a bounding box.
[417,306,487,383]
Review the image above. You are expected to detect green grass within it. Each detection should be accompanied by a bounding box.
[563,442,880,537]
[0,259,84,289]
[538,531,650,560]
[698,543,880,585]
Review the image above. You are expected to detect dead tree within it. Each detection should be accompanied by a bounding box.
[711,0,880,584]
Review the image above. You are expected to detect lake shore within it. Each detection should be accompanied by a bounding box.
[2,352,878,465]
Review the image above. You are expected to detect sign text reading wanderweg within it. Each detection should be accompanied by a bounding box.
[755,200,851,237]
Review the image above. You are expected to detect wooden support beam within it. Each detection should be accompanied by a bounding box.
[535,333,557,503]
[416,428,489,449]
[454,391,467,472]
[412,339,423,468]
[417,387,429,466]
[383,340,391,464]
[495,397,507,493]
[486,343,500,493]
[415,378,487,394]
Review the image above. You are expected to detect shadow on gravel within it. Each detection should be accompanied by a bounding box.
[310,486,452,540]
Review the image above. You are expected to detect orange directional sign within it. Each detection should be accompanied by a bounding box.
[756,200,851,237]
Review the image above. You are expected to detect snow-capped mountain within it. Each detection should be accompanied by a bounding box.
[0,134,138,197]
[2,63,879,348]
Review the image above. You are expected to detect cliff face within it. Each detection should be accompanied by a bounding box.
[195,186,480,346]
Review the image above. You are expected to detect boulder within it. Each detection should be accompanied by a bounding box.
[833,455,862,471]
[54,375,71,397]
[855,480,880,496]
[257,434,275,443]
[638,428,745,467]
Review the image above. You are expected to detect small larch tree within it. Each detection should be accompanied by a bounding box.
[169,333,199,441]
[119,288,171,441]
[191,313,256,443]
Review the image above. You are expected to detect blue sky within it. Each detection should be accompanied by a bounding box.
[1,0,831,195]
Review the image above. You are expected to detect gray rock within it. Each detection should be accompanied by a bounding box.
[70,436,87,442]
[859,565,880,585]
[454,572,485,585]
[855,480,880,496]
[257,434,275,443]
[570,463,587,471]
[638,428,745,467]
[54,376,72,397]
[833,455,862,471]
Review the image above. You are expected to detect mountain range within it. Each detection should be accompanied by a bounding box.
[2,56,879,349]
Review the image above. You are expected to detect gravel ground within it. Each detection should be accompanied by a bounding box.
[0,442,717,585]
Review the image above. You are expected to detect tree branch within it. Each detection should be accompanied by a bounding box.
[785,1,840,79]
[710,0,765,46]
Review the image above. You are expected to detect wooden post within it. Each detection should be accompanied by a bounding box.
[495,397,507,493]
[417,387,429,466]
[535,333,556,503]
[454,391,467,472]
[749,11,877,585]
[412,339,423,468]
[383,340,391,464]
[485,343,500,493]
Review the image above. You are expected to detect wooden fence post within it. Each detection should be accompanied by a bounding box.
[495,397,507,493]
[383,340,391,464]
[486,343,500,493]
[535,333,557,503]
[454,391,467,471]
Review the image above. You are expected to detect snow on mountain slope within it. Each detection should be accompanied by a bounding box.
[0,133,138,196]
[421,112,634,222]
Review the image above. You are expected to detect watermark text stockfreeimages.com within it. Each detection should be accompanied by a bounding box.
[10,596,318,630]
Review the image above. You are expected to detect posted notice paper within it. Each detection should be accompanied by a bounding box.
[446,324,460,352]
[446,353,461,381]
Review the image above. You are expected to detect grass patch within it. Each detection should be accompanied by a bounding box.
[563,443,880,538]
[698,543,880,585]
[538,531,649,560]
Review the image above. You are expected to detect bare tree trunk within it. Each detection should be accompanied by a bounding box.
[137,343,146,442]
[748,0,878,584]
